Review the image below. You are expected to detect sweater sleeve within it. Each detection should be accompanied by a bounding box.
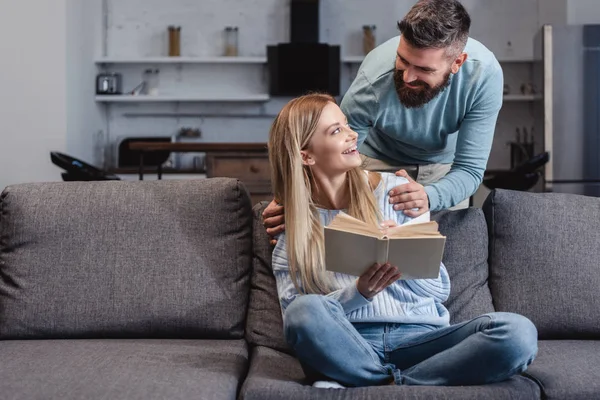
[424,63,504,210]
[272,234,371,315]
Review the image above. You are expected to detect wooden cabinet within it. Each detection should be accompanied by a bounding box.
[205,152,273,205]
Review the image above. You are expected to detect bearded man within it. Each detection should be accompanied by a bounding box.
[339,0,503,216]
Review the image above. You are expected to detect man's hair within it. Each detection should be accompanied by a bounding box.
[397,0,471,57]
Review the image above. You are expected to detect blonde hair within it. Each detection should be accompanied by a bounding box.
[268,93,381,295]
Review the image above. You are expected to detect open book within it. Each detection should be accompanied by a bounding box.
[324,212,446,279]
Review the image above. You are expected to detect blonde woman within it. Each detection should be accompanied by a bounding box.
[268,93,537,388]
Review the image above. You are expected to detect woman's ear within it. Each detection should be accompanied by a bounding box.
[301,150,316,166]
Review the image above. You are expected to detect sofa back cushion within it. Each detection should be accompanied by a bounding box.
[245,203,291,353]
[245,204,495,353]
[0,178,252,340]
[483,189,600,339]
[432,208,496,324]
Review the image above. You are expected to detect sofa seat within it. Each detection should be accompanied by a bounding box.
[239,346,541,400]
[526,340,600,400]
[0,339,248,400]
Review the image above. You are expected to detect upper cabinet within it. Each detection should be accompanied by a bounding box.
[461,0,539,61]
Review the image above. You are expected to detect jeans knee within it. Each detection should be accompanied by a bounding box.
[494,312,538,365]
[283,295,339,342]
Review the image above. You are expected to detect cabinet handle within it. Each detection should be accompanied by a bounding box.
[250,165,259,173]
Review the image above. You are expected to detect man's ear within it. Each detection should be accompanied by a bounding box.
[451,52,468,74]
[301,150,315,166]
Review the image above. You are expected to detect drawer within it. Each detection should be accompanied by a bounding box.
[205,153,271,182]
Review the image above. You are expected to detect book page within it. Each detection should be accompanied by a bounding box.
[385,221,441,238]
[326,212,381,238]
[402,211,431,225]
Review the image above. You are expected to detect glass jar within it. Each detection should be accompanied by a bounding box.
[143,69,160,96]
[224,26,239,56]
[363,25,376,55]
[168,26,181,57]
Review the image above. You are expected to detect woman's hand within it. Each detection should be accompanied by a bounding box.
[357,263,402,299]
[379,220,398,230]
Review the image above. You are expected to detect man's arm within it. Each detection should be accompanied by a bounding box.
[340,70,379,146]
[424,63,504,211]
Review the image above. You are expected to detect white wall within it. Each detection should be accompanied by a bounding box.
[66,0,105,167]
[568,0,600,24]
[0,0,68,189]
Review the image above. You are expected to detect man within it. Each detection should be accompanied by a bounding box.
[263,0,502,236]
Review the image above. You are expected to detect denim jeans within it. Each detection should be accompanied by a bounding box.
[284,294,538,387]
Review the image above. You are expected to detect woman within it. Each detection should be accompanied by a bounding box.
[268,93,537,388]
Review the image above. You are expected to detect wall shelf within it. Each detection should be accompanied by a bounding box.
[95,94,270,103]
[95,56,267,64]
[503,94,541,101]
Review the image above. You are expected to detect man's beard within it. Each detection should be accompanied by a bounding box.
[394,69,452,108]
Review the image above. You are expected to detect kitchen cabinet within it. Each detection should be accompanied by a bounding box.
[205,152,272,205]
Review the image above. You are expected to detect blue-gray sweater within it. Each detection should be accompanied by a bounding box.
[272,172,451,327]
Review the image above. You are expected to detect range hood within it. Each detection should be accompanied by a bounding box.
[267,0,340,96]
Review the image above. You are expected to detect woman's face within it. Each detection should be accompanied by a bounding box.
[301,102,362,177]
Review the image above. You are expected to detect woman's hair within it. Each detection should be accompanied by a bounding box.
[268,93,381,295]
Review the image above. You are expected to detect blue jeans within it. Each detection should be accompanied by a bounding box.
[284,294,538,387]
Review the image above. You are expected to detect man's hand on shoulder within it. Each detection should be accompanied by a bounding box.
[388,170,430,218]
[262,199,285,245]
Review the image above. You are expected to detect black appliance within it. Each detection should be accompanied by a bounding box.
[96,72,122,95]
[50,152,121,181]
[268,0,340,96]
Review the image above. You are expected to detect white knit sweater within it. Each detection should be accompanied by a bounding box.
[272,172,451,327]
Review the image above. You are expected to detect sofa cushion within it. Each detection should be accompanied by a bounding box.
[0,339,248,400]
[483,189,600,339]
[239,346,541,400]
[0,178,252,339]
[246,202,291,354]
[526,340,600,400]
[432,208,496,324]
[246,205,496,354]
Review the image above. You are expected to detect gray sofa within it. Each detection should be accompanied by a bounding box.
[0,178,598,399]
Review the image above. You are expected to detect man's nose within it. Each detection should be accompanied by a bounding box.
[404,68,417,84]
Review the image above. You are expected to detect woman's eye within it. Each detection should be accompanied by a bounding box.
[332,128,341,134]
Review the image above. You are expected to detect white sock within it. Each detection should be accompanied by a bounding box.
[312,380,346,389]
